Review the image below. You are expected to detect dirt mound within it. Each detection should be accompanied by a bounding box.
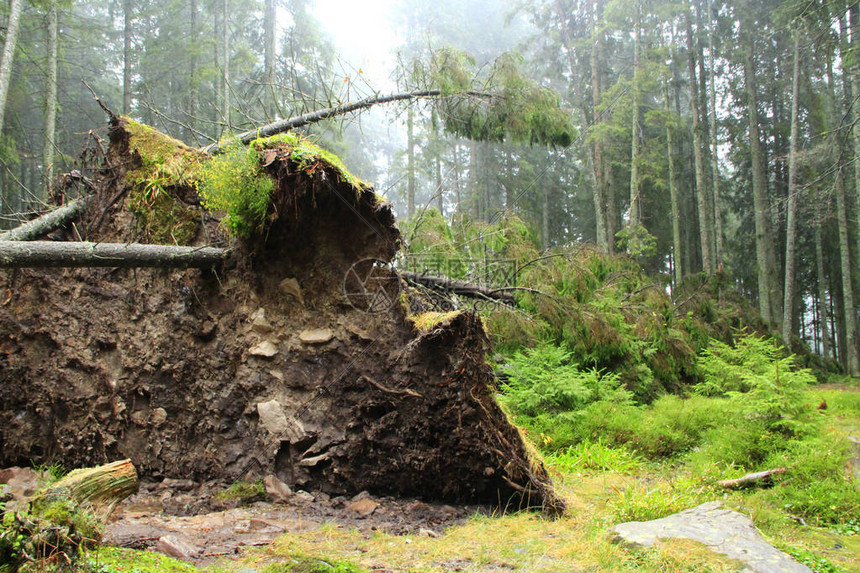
[0,118,563,515]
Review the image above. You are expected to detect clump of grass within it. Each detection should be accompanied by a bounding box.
[546,440,642,474]
[215,480,266,505]
[197,143,274,239]
[610,475,709,522]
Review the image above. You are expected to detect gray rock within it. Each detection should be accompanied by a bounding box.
[263,475,292,503]
[256,400,289,435]
[155,534,199,560]
[299,328,333,344]
[249,340,278,358]
[609,501,811,573]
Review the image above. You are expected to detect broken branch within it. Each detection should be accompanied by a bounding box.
[717,467,786,489]
[0,198,89,241]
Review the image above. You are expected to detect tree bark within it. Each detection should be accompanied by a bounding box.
[782,32,801,347]
[220,0,230,135]
[188,0,199,134]
[38,459,138,522]
[123,0,133,115]
[742,14,777,326]
[407,104,416,218]
[0,198,88,241]
[706,0,723,267]
[665,78,682,284]
[814,216,831,359]
[41,0,59,201]
[686,9,713,275]
[717,467,785,489]
[0,0,24,135]
[201,90,491,155]
[400,271,515,304]
[0,241,229,268]
[628,2,643,228]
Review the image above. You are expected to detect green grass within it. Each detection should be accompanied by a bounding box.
[83,546,197,572]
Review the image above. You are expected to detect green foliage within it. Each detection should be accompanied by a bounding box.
[215,480,266,505]
[83,546,196,572]
[615,224,657,258]
[546,440,643,474]
[499,343,631,417]
[696,333,817,438]
[0,490,101,571]
[197,144,274,238]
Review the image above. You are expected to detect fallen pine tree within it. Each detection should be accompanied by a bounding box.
[0,115,565,516]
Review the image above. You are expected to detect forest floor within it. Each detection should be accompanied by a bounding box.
[74,384,860,573]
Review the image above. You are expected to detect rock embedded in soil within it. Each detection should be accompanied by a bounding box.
[298,328,333,344]
[610,501,811,573]
[249,340,279,357]
[263,475,292,503]
[155,534,200,560]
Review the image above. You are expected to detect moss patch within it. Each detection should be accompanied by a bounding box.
[83,546,196,572]
[408,311,464,334]
[124,119,204,244]
[215,480,266,505]
[251,132,369,193]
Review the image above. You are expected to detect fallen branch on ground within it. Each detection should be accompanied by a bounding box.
[717,467,786,489]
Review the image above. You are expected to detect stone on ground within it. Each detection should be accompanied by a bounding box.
[609,501,811,573]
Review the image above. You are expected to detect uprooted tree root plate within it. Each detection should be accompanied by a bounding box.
[0,117,564,517]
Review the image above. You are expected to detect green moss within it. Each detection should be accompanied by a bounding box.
[251,132,369,193]
[260,554,366,572]
[408,310,463,333]
[124,119,203,244]
[215,480,266,505]
[83,546,196,572]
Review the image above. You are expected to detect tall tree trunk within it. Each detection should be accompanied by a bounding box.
[782,32,801,347]
[41,0,59,201]
[835,171,859,374]
[542,179,549,250]
[628,2,643,228]
[850,4,860,311]
[407,105,415,218]
[220,0,230,134]
[0,0,24,134]
[591,0,611,253]
[188,0,198,134]
[814,207,831,359]
[706,0,723,268]
[742,15,777,326]
[686,10,713,274]
[470,140,479,219]
[665,79,682,284]
[122,0,133,115]
[264,0,276,118]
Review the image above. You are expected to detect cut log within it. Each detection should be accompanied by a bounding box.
[0,241,229,268]
[37,459,139,521]
[0,198,88,241]
[717,467,786,489]
[400,270,516,305]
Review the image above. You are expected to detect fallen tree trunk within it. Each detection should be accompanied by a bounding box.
[201,89,493,155]
[400,270,516,305]
[717,467,786,489]
[0,198,88,242]
[0,241,228,268]
[38,459,138,521]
